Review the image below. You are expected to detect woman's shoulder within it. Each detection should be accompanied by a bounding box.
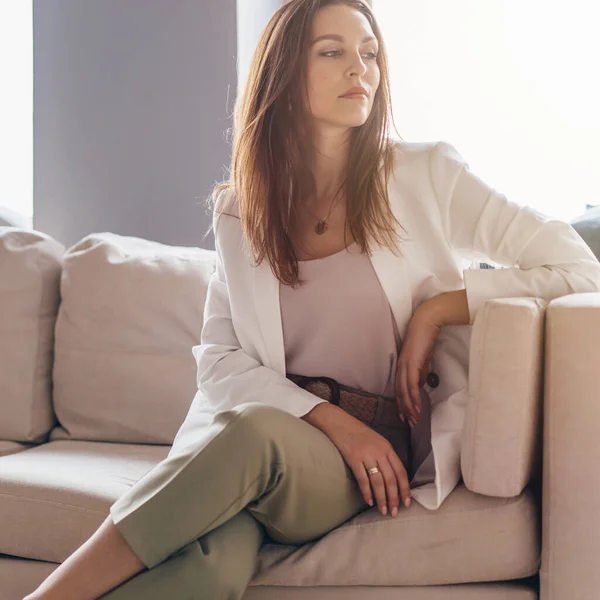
[391,138,468,166]
[385,138,437,184]
[213,186,239,216]
[388,137,443,163]
[388,138,469,186]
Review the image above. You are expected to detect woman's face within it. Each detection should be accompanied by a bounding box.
[305,4,381,132]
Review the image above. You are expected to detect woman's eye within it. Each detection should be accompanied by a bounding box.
[321,50,378,59]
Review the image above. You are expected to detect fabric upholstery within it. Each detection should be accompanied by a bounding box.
[0,556,538,600]
[540,293,600,598]
[0,228,63,443]
[0,440,170,563]
[243,585,538,599]
[0,440,539,587]
[0,440,36,457]
[9,226,598,598]
[462,297,546,496]
[50,233,215,444]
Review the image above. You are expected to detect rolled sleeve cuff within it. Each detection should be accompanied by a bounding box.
[289,394,330,419]
[462,267,496,326]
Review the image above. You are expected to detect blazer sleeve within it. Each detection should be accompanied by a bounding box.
[429,140,600,325]
[192,192,328,418]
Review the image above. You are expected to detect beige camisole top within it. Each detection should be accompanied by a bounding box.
[279,239,436,488]
[279,241,400,397]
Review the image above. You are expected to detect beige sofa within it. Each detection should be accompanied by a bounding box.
[1,226,599,600]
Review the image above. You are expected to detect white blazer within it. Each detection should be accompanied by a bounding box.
[171,140,600,511]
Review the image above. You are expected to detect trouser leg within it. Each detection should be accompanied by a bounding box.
[98,509,264,600]
[109,402,369,567]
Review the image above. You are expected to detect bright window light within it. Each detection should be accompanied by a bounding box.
[374,0,600,222]
[0,1,33,222]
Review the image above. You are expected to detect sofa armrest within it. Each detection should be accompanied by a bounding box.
[540,292,600,600]
[461,297,546,497]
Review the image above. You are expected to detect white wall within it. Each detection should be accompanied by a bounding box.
[0,1,33,225]
[375,0,600,222]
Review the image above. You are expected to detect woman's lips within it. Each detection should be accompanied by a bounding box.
[340,93,368,100]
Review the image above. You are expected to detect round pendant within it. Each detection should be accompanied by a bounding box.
[315,220,327,235]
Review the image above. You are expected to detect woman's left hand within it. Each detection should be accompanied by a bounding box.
[395,307,443,428]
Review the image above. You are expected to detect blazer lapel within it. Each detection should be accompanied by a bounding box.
[369,241,413,343]
[251,257,286,375]
[251,239,413,376]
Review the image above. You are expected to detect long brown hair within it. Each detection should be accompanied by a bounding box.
[202,0,406,287]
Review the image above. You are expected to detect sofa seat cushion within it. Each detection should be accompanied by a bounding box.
[0,440,540,586]
[0,558,540,600]
[0,440,170,563]
[0,558,539,600]
[251,484,540,587]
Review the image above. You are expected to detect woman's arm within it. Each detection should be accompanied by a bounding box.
[429,141,600,325]
[419,289,470,327]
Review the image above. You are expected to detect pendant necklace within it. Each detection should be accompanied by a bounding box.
[303,192,342,235]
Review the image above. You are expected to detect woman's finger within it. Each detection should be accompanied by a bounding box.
[377,457,399,516]
[352,461,375,507]
[408,363,421,416]
[394,366,404,419]
[387,449,412,509]
[398,361,410,418]
[394,360,405,419]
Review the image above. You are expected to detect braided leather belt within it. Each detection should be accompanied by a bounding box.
[286,373,405,429]
[287,373,414,476]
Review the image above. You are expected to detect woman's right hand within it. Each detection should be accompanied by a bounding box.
[325,410,412,516]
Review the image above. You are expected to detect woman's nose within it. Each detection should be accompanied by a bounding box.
[347,53,368,76]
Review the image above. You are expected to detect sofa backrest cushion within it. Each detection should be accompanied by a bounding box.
[570,205,600,261]
[0,228,64,443]
[50,232,215,444]
[461,297,546,497]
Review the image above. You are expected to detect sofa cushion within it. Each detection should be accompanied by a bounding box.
[0,559,539,600]
[50,233,216,444]
[0,440,540,586]
[0,440,169,563]
[0,441,36,457]
[0,559,540,600]
[253,485,540,587]
[461,298,546,497]
[0,228,64,444]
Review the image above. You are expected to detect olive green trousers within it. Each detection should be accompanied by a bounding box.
[100,402,411,599]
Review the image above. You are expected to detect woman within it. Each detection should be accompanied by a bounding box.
[25,1,600,599]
